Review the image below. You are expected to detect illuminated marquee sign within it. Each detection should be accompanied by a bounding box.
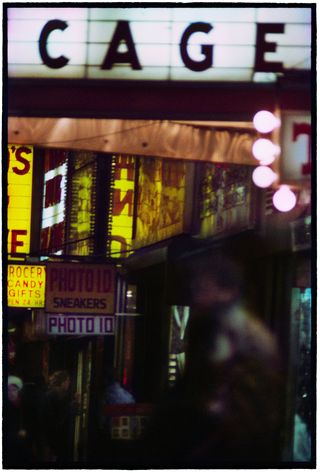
[109,155,135,257]
[47,314,115,335]
[7,144,33,257]
[8,264,46,308]
[8,7,311,82]
[45,263,115,314]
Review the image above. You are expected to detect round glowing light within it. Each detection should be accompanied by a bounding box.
[253,110,281,133]
[252,166,277,188]
[259,155,276,166]
[252,138,280,162]
[272,185,297,212]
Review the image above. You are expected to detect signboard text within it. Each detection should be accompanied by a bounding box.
[8,264,46,308]
[8,145,33,256]
[8,8,311,82]
[47,314,115,335]
[45,263,115,314]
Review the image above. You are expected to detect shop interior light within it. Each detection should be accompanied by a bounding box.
[253,110,281,133]
[252,138,280,163]
[272,185,297,212]
[252,166,277,188]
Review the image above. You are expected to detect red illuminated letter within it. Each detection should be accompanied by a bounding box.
[45,175,62,207]
[114,157,135,181]
[12,147,31,175]
[113,189,134,216]
[293,122,312,175]
[10,230,27,253]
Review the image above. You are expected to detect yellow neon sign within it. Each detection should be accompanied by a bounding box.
[8,264,46,308]
[7,145,33,257]
[110,156,135,257]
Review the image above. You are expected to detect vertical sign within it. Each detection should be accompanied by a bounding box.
[281,112,311,182]
[41,149,68,254]
[67,151,97,255]
[109,155,135,258]
[7,144,33,257]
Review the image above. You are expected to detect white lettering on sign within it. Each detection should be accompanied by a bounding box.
[45,263,115,314]
[280,112,311,181]
[7,7,311,82]
[41,151,68,255]
[47,314,115,335]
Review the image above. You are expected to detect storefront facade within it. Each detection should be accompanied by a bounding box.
[5,4,315,467]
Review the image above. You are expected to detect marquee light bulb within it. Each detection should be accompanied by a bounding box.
[253,110,281,133]
[252,138,280,163]
[252,166,277,188]
[272,185,297,212]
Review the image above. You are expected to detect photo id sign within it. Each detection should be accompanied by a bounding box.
[47,314,115,335]
[45,263,115,314]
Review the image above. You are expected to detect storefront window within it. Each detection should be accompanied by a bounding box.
[168,305,190,387]
[291,287,312,461]
[135,157,187,248]
[66,151,97,256]
[199,162,254,237]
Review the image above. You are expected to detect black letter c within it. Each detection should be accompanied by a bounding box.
[39,20,69,69]
[180,22,213,72]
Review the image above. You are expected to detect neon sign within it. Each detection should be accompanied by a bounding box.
[7,144,33,257]
[109,155,135,257]
[41,149,68,254]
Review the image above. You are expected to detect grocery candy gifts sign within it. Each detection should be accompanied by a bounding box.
[8,264,46,308]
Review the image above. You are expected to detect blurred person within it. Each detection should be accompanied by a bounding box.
[94,368,136,465]
[5,375,34,466]
[99,367,135,433]
[143,253,285,468]
[41,370,80,463]
[104,368,135,405]
[21,375,48,461]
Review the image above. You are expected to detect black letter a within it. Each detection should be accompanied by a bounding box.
[101,21,142,70]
